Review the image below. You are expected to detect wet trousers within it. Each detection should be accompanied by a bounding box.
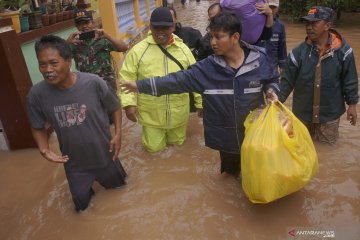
[303,118,340,145]
[65,159,127,212]
[142,125,187,153]
[220,151,241,175]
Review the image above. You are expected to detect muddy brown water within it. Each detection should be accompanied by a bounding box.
[1,1,359,239]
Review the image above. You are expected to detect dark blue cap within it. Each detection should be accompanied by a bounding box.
[150,7,174,26]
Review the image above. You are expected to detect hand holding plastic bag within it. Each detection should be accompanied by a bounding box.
[241,101,318,203]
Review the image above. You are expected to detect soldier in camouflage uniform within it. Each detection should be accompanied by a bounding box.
[67,10,128,92]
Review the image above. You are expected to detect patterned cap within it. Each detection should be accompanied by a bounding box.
[74,10,93,24]
[300,6,333,22]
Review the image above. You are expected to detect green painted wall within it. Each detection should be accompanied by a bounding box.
[21,27,77,85]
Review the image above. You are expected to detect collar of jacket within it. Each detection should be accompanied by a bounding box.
[213,41,261,76]
[305,29,343,50]
[146,31,183,47]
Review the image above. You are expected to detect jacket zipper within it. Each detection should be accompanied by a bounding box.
[232,76,241,149]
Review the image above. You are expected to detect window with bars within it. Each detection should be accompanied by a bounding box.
[115,0,136,33]
[149,0,156,12]
[139,0,148,22]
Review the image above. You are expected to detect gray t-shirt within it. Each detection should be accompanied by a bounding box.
[27,72,120,171]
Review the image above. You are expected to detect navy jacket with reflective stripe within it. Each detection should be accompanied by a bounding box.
[137,43,279,154]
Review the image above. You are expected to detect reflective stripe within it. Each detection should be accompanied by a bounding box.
[290,51,299,67]
[268,83,279,92]
[150,77,157,96]
[343,48,353,61]
[244,86,262,94]
[203,89,234,95]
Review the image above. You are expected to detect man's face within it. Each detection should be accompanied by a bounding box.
[37,48,72,88]
[210,29,239,56]
[208,5,221,20]
[150,24,175,46]
[305,20,330,42]
[75,20,96,32]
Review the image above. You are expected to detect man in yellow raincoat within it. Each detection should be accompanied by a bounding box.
[119,7,202,153]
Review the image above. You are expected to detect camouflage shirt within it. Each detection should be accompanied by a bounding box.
[70,38,118,90]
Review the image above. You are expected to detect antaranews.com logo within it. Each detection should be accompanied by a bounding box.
[287,227,335,239]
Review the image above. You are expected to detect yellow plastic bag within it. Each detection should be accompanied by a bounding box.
[241,101,318,204]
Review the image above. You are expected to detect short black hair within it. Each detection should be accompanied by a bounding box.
[208,3,222,13]
[35,35,72,60]
[207,11,242,37]
[167,6,177,18]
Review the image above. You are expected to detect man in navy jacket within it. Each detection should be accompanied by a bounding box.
[260,0,287,76]
[121,11,279,175]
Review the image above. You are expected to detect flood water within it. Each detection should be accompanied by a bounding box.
[1,0,360,239]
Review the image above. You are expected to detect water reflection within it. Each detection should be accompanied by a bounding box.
[1,0,360,239]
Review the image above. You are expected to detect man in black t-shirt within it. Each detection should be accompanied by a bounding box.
[27,35,127,212]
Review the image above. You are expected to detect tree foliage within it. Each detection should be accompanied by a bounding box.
[0,0,30,12]
[280,0,359,20]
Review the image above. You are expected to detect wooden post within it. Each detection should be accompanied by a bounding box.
[0,18,37,150]
[145,0,151,17]
[98,0,125,69]
[133,0,142,29]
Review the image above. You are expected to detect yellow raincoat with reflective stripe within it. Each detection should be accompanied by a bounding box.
[119,32,202,129]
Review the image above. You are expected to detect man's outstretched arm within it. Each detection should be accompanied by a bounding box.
[121,67,203,96]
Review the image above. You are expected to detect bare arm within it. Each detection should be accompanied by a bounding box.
[124,106,138,122]
[120,78,138,122]
[109,108,122,160]
[96,29,128,52]
[255,2,274,28]
[120,81,138,93]
[31,128,69,163]
[67,31,81,44]
[265,88,278,103]
[347,104,357,126]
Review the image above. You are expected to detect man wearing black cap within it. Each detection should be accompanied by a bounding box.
[279,6,358,144]
[119,7,202,153]
[67,9,128,92]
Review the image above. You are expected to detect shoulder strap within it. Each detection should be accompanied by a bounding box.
[157,44,184,70]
